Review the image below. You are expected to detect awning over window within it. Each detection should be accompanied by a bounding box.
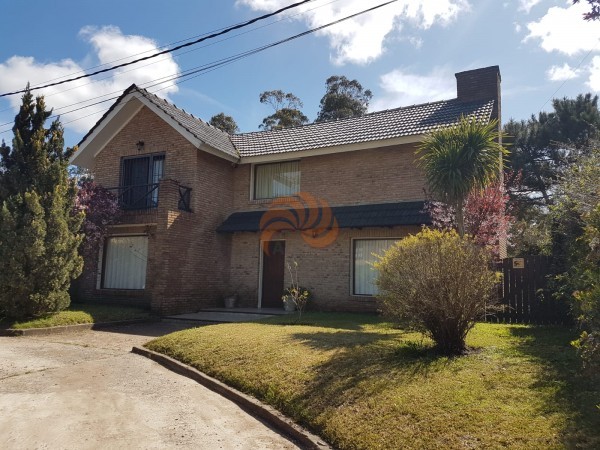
[217,201,431,233]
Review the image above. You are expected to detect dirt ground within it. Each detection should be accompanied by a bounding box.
[0,322,300,449]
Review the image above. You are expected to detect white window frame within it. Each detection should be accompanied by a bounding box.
[351,238,402,297]
[250,160,300,200]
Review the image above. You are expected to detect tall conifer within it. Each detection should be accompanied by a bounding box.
[0,88,83,320]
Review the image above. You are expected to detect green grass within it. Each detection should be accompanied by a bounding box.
[146,313,600,450]
[5,303,151,329]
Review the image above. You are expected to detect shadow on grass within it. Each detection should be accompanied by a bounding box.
[288,329,448,414]
[259,312,389,331]
[508,326,600,448]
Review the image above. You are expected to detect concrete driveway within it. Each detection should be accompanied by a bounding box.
[0,322,299,449]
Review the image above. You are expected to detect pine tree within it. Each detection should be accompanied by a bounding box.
[0,88,83,320]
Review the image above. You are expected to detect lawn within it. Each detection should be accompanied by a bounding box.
[146,313,600,450]
[4,303,151,329]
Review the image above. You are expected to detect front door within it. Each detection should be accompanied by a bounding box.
[261,241,285,308]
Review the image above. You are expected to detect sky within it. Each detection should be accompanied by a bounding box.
[0,0,599,148]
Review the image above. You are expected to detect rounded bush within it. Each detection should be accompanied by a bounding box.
[376,229,497,355]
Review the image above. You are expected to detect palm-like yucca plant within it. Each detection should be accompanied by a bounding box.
[416,116,508,236]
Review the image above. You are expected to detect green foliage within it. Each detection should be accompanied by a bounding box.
[259,90,308,130]
[315,75,372,122]
[376,229,497,355]
[416,117,507,235]
[550,148,600,368]
[0,89,83,320]
[209,112,239,134]
[281,261,312,321]
[504,94,600,212]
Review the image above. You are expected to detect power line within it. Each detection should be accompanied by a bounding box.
[0,0,316,98]
[0,0,343,117]
[0,0,344,112]
[0,0,399,136]
[538,38,600,112]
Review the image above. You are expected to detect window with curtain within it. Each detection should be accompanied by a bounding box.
[253,161,300,200]
[353,239,400,296]
[102,236,148,289]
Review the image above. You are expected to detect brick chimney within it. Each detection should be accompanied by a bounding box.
[455,66,501,124]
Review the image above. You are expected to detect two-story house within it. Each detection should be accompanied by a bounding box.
[70,66,501,315]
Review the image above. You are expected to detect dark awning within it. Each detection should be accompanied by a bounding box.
[217,201,430,233]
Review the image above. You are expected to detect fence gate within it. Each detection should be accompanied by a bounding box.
[494,256,568,325]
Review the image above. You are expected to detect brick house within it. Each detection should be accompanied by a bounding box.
[71,66,501,315]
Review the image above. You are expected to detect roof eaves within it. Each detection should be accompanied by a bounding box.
[76,83,139,148]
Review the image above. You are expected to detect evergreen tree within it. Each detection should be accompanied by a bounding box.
[315,75,372,122]
[504,94,600,212]
[209,112,239,134]
[259,90,308,130]
[0,88,83,320]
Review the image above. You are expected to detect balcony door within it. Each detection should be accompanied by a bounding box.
[121,154,164,209]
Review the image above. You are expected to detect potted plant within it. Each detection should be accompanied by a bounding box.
[281,261,312,319]
[223,294,237,308]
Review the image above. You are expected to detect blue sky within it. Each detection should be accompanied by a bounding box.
[0,0,598,147]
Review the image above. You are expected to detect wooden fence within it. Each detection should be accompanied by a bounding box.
[489,256,570,325]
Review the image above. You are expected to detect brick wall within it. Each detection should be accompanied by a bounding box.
[455,65,501,124]
[230,226,420,312]
[76,106,234,315]
[232,142,426,211]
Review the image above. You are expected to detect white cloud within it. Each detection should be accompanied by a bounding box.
[371,67,456,110]
[514,22,522,33]
[547,63,581,81]
[237,0,468,65]
[586,56,600,90]
[0,26,180,133]
[518,0,542,14]
[525,1,600,55]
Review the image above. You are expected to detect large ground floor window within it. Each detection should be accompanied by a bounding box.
[102,235,148,289]
[353,239,400,296]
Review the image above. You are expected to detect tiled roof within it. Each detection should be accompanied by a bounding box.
[78,86,494,162]
[217,201,430,233]
[231,98,494,157]
[134,86,239,159]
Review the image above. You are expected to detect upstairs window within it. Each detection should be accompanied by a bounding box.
[254,161,300,200]
[120,154,165,209]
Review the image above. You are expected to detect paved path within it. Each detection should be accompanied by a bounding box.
[0,322,299,450]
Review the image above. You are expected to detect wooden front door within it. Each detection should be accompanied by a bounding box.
[261,241,285,308]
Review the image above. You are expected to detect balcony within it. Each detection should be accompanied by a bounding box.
[107,182,192,212]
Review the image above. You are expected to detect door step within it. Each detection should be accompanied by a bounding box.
[164,307,293,324]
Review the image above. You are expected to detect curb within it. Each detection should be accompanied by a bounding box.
[132,346,331,450]
[0,318,158,337]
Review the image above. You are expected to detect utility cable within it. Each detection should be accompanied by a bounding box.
[0,0,316,98]
[0,0,398,135]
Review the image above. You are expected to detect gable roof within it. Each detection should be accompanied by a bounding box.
[231,98,494,157]
[71,85,239,168]
[132,86,239,159]
[72,84,495,168]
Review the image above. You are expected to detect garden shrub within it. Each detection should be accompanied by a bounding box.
[376,228,497,355]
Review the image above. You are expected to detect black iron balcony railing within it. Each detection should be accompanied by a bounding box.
[107,182,192,212]
[107,183,159,210]
[178,185,192,212]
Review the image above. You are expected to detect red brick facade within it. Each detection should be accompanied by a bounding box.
[74,66,501,314]
[76,106,234,314]
[75,106,428,314]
